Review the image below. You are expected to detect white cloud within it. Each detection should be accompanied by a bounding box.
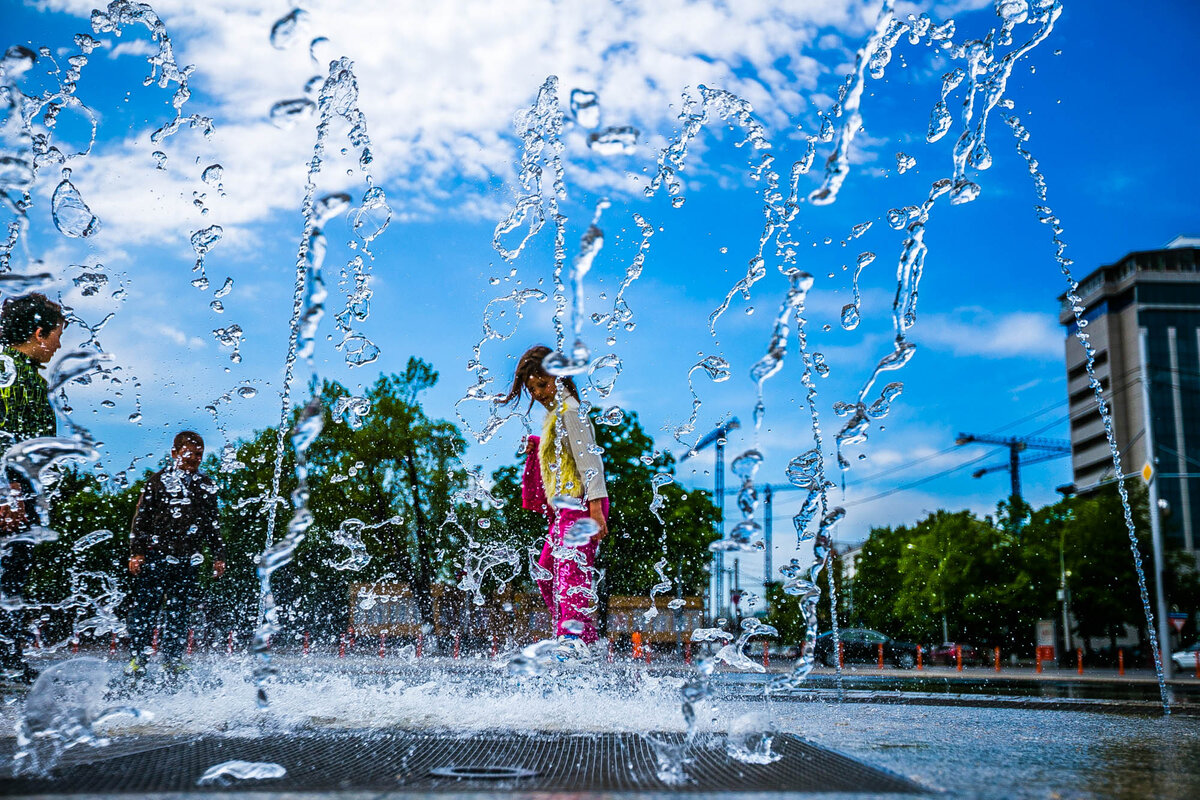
[916,308,1062,359]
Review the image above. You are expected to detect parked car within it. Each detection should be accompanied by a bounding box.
[814,628,918,669]
[928,642,982,666]
[1171,642,1200,672]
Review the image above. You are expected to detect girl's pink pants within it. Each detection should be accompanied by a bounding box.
[536,499,609,644]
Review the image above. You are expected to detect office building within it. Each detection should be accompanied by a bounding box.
[1059,235,1200,553]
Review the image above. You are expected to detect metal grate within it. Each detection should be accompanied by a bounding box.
[0,730,927,794]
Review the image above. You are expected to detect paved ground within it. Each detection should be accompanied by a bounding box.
[2,653,1199,799]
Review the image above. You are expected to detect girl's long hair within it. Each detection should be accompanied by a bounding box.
[501,344,580,407]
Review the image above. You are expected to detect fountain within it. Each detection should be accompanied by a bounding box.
[0,0,1187,794]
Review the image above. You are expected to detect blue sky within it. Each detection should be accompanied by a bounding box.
[3,0,1199,599]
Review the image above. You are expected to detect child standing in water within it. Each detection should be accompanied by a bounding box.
[503,345,609,655]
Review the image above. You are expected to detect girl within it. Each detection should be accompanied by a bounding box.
[503,345,609,650]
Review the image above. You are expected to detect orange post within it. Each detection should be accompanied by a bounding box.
[1036,649,1043,673]
[917,644,923,670]
[1076,647,1083,675]
[838,641,845,669]
[1118,648,1125,676]
[994,646,1001,672]
[379,632,386,658]
[70,638,79,654]
[454,631,462,659]
[631,631,643,660]
[186,629,194,656]
[338,635,346,658]
[956,644,963,672]
[877,642,884,669]
[762,641,770,669]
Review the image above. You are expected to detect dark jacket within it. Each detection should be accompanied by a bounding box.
[130,468,226,563]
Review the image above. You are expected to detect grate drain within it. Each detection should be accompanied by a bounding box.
[0,730,928,794]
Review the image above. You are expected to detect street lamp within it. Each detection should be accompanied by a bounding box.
[1058,527,1073,661]
[906,542,950,643]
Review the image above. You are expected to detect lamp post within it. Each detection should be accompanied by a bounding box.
[1058,526,1073,661]
[906,543,949,643]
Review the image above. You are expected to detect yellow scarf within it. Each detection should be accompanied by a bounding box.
[540,400,582,501]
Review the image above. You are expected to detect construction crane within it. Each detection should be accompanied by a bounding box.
[680,417,740,619]
[954,432,1071,505]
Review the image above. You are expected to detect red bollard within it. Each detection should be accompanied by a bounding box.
[1076,647,1083,675]
[877,642,884,669]
[303,631,310,656]
[186,629,194,656]
[762,640,770,670]
[956,644,963,672]
[416,631,423,659]
[152,626,160,654]
[838,641,845,669]
[227,630,234,656]
[70,638,79,654]
[110,633,117,656]
[491,634,499,660]
[379,632,386,658]
[994,646,1001,672]
[454,631,461,659]
[631,632,643,660]
[1118,649,1125,676]
[1036,649,1043,673]
[338,635,346,658]
[917,645,923,670]
[683,638,692,665]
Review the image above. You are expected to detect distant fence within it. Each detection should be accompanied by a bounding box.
[349,582,704,644]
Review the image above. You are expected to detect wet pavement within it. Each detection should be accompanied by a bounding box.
[2,653,1198,799]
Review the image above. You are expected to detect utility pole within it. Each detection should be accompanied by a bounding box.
[762,484,773,613]
[681,418,741,621]
[1139,329,1173,679]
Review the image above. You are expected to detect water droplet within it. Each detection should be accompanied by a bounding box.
[350,187,390,244]
[597,406,624,426]
[570,89,600,129]
[237,386,258,399]
[210,300,224,313]
[270,8,310,50]
[269,98,316,129]
[588,125,638,155]
[152,151,167,169]
[201,164,223,185]
[51,177,100,238]
[314,192,351,225]
[896,152,916,173]
[214,277,233,298]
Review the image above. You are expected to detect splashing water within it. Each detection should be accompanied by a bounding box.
[198,760,287,786]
